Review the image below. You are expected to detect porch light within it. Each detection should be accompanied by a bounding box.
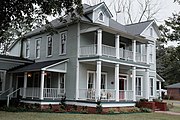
[27,73,32,77]
[130,74,133,78]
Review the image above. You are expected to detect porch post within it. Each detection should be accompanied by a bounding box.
[159,81,162,99]
[40,71,45,100]
[96,60,101,101]
[115,64,119,101]
[23,72,27,98]
[144,69,150,100]
[9,73,13,91]
[97,29,102,56]
[132,67,136,101]
[132,40,136,62]
[115,34,120,59]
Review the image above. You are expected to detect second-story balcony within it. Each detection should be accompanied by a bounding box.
[79,44,147,63]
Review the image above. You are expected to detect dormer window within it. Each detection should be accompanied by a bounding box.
[98,11,104,22]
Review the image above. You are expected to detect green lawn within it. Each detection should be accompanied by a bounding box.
[0,111,179,120]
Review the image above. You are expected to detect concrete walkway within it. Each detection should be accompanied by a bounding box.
[155,111,180,116]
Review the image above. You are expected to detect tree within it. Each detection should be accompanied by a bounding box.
[113,0,161,24]
[0,0,83,54]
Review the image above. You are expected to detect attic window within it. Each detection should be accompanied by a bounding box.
[150,27,153,36]
[98,11,104,22]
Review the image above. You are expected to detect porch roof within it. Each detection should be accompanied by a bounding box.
[10,59,68,73]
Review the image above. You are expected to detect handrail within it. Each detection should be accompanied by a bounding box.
[0,88,12,96]
[7,88,21,107]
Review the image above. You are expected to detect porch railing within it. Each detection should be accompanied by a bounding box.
[100,89,116,100]
[43,88,65,99]
[119,90,133,101]
[79,88,96,100]
[24,87,40,98]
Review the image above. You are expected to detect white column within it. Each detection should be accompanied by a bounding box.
[115,34,120,59]
[96,61,101,101]
[144,69,150,99]
[159,82,162,99]
[75,61,80,100]
[132,40,136,62]
[115,64,119,101]
[23,72,27,98]
[132,67,136,101]
[146,44,149,64]
[97,29,102,56]
[40,71,45,100]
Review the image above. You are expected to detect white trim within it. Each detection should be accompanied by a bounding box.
[35,38,41,59]
[87,71,96,89]
[140,21,154,36]
[80,27,100,34]
[59,31,67,55]
[46,35,53,57]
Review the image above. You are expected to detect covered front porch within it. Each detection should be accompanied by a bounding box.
[77,60,150,102]
[9,59,68,102]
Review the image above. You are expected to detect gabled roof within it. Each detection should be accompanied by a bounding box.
[126,20,154,35]
[109,19,127,33]
[156,73,165,82]
[83,2,113,17]
[0,54,33,63]
[166,83,180,88]
[10,59,68,73]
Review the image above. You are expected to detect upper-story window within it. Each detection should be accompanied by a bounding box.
[149,44,153,63]
[98,11,104,22]
[25,39,30,58]
[60,31,67,55]
[35,38,41,58]
[47,36,53,57]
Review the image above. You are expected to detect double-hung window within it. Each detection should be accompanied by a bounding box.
[136,77,142,96]
[149,44,153,63]
[25,40,30,58]
[47,36,53,57]
[150,78,154,96]
[60,32,67,55]
[0,72,4,92]
[35,38,41,58]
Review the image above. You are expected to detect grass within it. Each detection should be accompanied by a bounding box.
[164,100,180,113]
[0,111,180,120]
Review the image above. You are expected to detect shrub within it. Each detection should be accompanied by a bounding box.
[96,100,102,113]
[140,108,152,113]
[140,98,148,102]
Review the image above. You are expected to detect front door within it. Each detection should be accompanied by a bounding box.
[119,78,125,100]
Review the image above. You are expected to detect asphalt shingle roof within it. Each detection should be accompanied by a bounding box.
[166,83,180,88]
[11,59,67,73]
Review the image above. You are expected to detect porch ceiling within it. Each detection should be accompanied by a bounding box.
[9,59,68,73]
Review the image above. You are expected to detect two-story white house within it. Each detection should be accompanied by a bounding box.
[0,2,164,108]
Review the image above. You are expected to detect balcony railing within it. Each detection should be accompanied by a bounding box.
[80,44,147,63]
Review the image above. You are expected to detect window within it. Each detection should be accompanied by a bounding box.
[98,11,104,21]
[47,36,53,57]
[60,74,65,89]
[88,72,95,89]
[149,44,153,63]
[60,32,67,55]
[35,38,41,58]
[0,72,4,92]
[101,74,107,89]
[150,78,154,96]
[136,77,142,96]
[156,81,160,90]
[25,40,30,58]
[150,27,153,36]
